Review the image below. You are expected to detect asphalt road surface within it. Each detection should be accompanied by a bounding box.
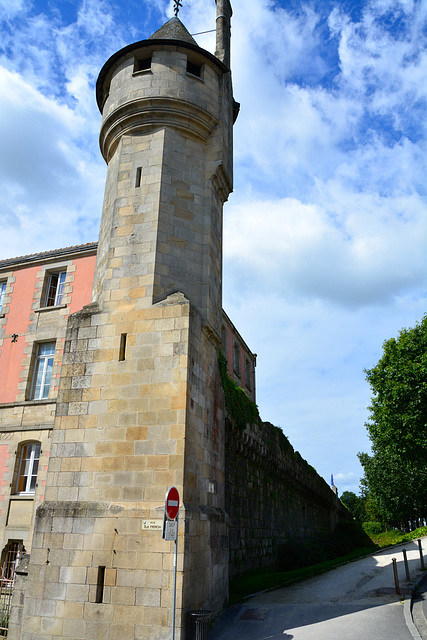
[211,538,427,640]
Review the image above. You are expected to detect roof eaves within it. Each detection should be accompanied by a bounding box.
[0,242,98,270]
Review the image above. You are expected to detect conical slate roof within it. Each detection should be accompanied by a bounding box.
[96,15,228,112]
[149,17,198,45]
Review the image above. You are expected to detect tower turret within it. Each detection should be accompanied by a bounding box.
[92,14,234,339]
[8,9,236,640]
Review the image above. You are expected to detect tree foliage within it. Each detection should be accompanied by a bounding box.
[340,491,366,521]
[358,315,427,525]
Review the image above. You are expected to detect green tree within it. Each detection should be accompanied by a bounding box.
[358,315,427,526]
[340,491,359,519]
[340,491,367,521]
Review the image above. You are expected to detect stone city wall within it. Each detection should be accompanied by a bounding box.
[225,418,347,579]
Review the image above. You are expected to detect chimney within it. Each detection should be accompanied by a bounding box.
[215,0,232,68]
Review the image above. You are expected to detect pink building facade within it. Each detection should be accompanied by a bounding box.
[0,244,97,562]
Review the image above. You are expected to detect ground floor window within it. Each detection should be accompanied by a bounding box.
[15,442,41,494]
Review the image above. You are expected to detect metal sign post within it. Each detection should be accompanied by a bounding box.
[163,487,179,640]
[171,513,178,640]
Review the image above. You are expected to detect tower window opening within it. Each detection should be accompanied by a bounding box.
[119,333,127,361]
[186,60,202,78]
[134,56,152,73]
[135,167,142,188]
[95,566,106,603]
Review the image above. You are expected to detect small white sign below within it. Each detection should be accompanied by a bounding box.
[142,519,163,531]
[164,520,178,541]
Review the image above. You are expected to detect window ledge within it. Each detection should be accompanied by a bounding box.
[10,495,35,500]
[0,399,56,409]
[35,304,67,313]
[132,69,152,77]
[186,72,204,82]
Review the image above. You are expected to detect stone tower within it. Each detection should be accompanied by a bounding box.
[9,2,236,639]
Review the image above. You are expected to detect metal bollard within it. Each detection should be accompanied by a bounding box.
[392,558,400,595]
[187,610,212,640]
[418,539,425,570]
[402,549,411,581]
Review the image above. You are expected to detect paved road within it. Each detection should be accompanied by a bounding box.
[211,538,427,640]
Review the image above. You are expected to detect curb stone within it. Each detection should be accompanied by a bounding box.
[409,571,427,639]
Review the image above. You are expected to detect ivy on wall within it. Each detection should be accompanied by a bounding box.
[218,352,318,477]
[218,351,261,430]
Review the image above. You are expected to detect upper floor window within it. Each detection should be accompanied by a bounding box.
[221,326,228,358]
[15,442,41,495]
[45,271,66,307]
[31,342,55,400]
[245,357,252,390]
[0,282,6,314]
[233,342,241,378]
[134,56,152,73]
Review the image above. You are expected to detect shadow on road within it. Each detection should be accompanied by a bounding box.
[210,540,425,640]
[211,600,390,640]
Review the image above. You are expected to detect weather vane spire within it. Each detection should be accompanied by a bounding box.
[173,0,182,17]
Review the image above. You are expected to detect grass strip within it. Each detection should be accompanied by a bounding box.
[229,524,427,604]
[366,525,427,548]
[229,546,375,604]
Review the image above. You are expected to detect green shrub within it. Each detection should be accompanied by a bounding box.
[409,526,427,539]
[362,521,384,536]
[362,523,427,548]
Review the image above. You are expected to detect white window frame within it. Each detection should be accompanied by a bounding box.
[15,442,41,495]
[0,281,6,314]
[45,271,66,307]
[31,342,55,400]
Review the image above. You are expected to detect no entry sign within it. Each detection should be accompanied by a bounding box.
[165,486,179,520]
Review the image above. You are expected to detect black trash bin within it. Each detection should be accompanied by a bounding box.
[187,610,212,640]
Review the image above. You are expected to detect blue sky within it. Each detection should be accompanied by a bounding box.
[0,0,426,495]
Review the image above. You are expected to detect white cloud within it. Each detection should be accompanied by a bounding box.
[0,0,28,20]
[329,1,427,111]
[224,186,426,307]
[0,66,105,258]
[334,473,360,494]
[76,0,115,36]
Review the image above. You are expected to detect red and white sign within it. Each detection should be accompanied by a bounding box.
[165,486,179,520]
